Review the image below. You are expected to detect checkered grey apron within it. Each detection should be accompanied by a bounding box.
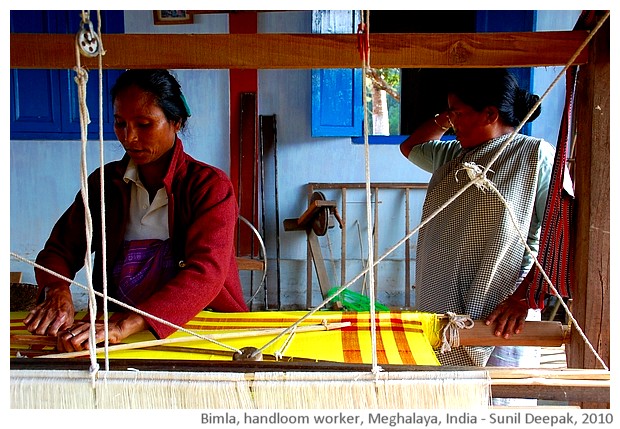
[413,134,542,366]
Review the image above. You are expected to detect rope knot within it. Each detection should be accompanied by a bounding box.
[455,162,494,192]
[89,362,100,387]
[440,312,474,354]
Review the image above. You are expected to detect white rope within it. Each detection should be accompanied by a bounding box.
[74,11,99,384]
[440,312,474,353]
[93,9,111,373]
[469,168,609,371]
[273,326,297,361]
[359,9,381,376]
[446,12,611,370]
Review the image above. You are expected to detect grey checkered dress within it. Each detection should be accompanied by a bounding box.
[409,133,542,366]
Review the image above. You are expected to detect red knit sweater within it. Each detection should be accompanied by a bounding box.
[35,138,248,338]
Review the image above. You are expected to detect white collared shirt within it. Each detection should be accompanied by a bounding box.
[123,159,169,240]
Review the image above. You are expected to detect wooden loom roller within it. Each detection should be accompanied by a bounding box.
[450,319,567,347]
[11,317,567,354]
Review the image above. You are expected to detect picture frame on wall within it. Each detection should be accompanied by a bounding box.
[153,10,194,25]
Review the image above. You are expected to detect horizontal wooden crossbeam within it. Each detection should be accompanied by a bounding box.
[10,31,589,70]
[456,320,567,347]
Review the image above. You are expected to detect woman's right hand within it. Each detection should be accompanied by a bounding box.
[399,111,452,158]
[23,285,75,336]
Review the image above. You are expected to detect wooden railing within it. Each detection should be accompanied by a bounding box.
[305,182,428,309]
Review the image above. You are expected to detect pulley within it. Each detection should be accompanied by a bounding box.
[310,191,330,236]
[76,13,101,57]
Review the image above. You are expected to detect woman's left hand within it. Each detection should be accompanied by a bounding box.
[57,313,147,352]
[484,296,529,339]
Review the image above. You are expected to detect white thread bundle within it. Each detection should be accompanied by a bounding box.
[10,370,254,409]
[10,369,491,409]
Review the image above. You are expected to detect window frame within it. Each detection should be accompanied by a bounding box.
[312,10,536,144]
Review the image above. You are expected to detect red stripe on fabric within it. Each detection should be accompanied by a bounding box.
[389,311,417,365]
[341,314,362,362]
[373,317,389,365]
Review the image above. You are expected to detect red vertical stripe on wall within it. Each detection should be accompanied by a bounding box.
[229,11,258,256]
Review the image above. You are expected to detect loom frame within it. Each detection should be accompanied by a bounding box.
[9,10,610,408]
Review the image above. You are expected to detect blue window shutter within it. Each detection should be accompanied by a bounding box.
[10,11,61,137]
[312,68,362,137]
[10,10,124,140]
[11,69,62,135]
[311,10,362,137]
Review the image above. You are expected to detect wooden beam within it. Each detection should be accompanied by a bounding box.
[235,256,265,271]
[457,320,566,347]
[568,11,610,400]
[10,31,589,70]
[9,359,610,404]
[283,200,337,231]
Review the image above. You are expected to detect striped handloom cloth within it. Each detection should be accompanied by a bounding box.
[10,310,442,366]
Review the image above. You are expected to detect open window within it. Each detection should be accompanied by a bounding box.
[312,10,535,142]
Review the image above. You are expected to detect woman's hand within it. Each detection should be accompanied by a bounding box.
[484,296,529,339]
[56,312,148,352]
[400,111,452,157]
[23,285,75,336]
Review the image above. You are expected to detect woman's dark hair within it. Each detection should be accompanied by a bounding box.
[111,69,190,129]
[446,68,541,126]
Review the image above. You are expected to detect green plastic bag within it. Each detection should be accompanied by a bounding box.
[327,287,389,311]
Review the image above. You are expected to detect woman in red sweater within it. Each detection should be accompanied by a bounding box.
[24,69,248,352]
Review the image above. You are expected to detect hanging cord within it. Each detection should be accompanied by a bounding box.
[250,11,385,371]
[92,9,111,373]
[357,9,381,376]
[74,10,100,384]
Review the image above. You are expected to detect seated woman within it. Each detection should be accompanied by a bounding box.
[24,69,248,352]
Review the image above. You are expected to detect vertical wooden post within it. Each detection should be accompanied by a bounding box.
[230,11,259,256]
[567,12,609,408]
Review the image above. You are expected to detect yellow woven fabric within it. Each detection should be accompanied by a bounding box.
[10,310,441,365]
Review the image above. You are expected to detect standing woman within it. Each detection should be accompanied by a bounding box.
[400,68,554,371]
[25,69,248,352]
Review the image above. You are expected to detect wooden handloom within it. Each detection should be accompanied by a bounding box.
[10,310,609,407]
[9,10,610,409]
